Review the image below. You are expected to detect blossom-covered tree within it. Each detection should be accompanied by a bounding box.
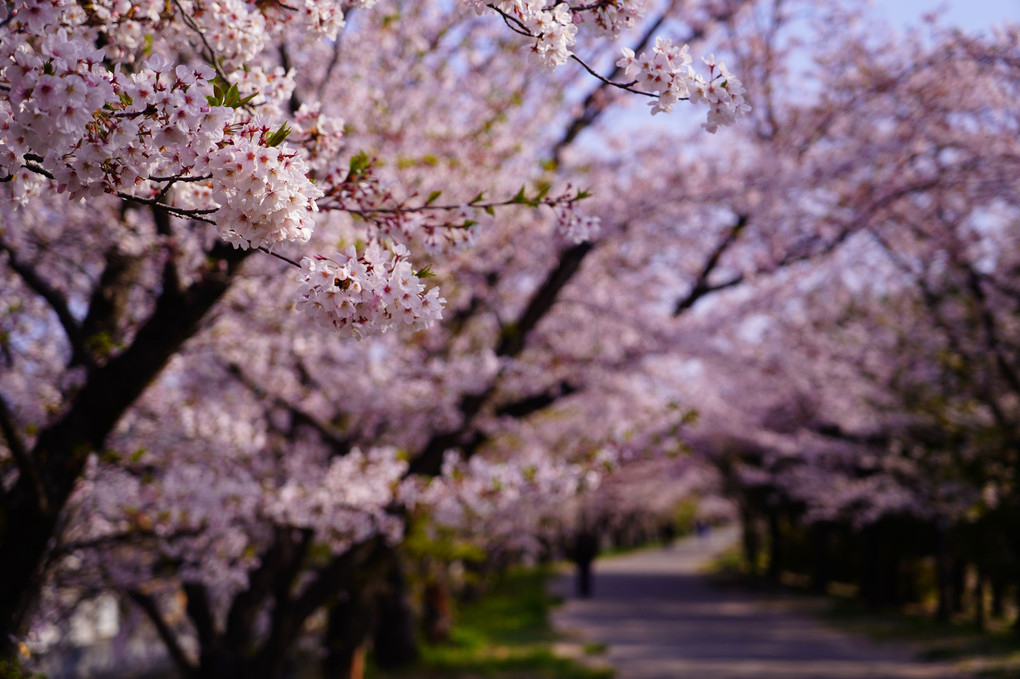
[660,11,1020,619]
[0,0,754,665]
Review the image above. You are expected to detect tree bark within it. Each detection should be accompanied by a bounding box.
[373,550,419,669]
[322,589,375,679]
[0,244,248,654]
[741,506,760,575]
[990,576,1005,618]
[810,522,830,594]
[766,510,782,584]
[935,525,951,621]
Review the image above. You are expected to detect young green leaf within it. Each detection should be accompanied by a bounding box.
[265,122,291,148]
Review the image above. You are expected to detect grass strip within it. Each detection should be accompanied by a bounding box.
[374,567,613,679]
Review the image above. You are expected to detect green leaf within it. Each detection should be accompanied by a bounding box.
[209,76,229,106]
[483,205,495,216]
[414,264,436,278]
[468,191,485,204]
[510,186,528,204]
[348,151,371,176]
[533,180,552,202]
[425,190,442,206]
[265,122,291,147]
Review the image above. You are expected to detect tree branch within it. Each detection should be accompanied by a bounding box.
[183,581,217,650]
[0,393,46,514]
[0,244,251,646]
[127,589,196,676]
[408,241,596,476]
[674,214,747,315]
[550,2,747,163]
[494,381,578,418]
[497,241,593,358]
[223,526,312,656]
[0,238,86,365]
[224,362,352,453]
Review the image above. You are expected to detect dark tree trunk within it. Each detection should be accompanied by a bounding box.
[950,557,966,614]
[766,510,782,584]
[860,524,881,608]
[901,557,920,604]
[0,245,248,654]
[990,577,1005,618]
[373,552,419,670]
[810,523,830,594]
[883,533,901,606]
[322,588,375,679]
[935,526,951,621]
[741,506,760,575]
[1013,586,1020,632]
[421,580,452,644]
[975,575,986,630]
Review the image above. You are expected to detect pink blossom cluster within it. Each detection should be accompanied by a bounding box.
[690,55,753,133]
[296,241,446,339]
[464,0,576,66]
[1,4,230,193]
[554,202,602,244]
[411,449,603,532]
[1,25,113,184]
[467,0,654,67]
[197,121,323,249]
[270,447,408,550]
[2,2,324,248]
[61,58,232,199]
[192,0,267,70]
[586,0,649,36]
[183,0,371,65]
[617,39,750,128]
[292,103,347,168]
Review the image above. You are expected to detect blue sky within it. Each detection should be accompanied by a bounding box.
[879,0,1019,32]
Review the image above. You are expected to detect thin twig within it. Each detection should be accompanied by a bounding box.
[172,0,231,83]
[149,174,212,183]
[115,192,218,223]
[257,246,302,268]
[569,54,651,97]
[488,4,531,36]
[487,3,653,98]
[23,162,54,179]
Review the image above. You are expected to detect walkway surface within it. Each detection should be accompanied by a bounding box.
[551,528,969,679]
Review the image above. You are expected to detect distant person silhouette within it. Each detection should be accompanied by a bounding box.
[571,531,600,598]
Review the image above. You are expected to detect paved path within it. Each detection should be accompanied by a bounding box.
[552,528,968,679]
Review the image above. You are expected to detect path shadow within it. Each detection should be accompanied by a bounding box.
[552,535,969,679]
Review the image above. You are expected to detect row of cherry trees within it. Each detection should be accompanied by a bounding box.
[674,13,1020,625]
[3,0,1018,675]
[0,0,760,674]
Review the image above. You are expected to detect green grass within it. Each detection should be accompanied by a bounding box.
[373,568,613,679]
